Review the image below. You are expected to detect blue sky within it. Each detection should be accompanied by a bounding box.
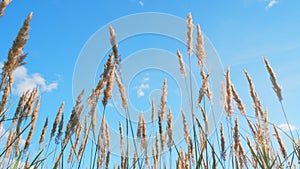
[1,0,300,167]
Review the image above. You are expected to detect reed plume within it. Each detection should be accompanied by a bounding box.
[166,108,173,148]
[93,53,114,99]
[158,115,164,152]
[78,116,88,158]
[39,116,48,148]
[50,103,64,141]
[244,70,264,119]
[224,67,234,117]
[119,122,124,157]
[68,124,82,163]
[181,110,190,143]
[115,72,128,108]
[233,117,240,157]
[158,79,167,120]
[177,49,187,77]
[231,84,246,115]
[0,0,11,17]
[273,124,287,158]
[4,121,15,157]
[102,63,116,107]
[196,24,206,68]
[64,90,84,145]
[187,12,193,57]
[220,122,226,161]
[1,12,32,89]
[109,26,121,66]
[198,68,212,104]
[263,57,283,101]
[55,113,64,144]
[24,96,40,151]
[151,97,155,126]
[105,121,111,169]
[200,106,210,133]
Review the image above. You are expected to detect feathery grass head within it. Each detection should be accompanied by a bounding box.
[187,12,193,57]
[109,26,121,67]
[51,102,64,140]
[220,122,226,161]
[273,124,287,159]
[119,121,124,156]
[64,90,84,145]
[0,0,12,17]
[224,67,234,117]
[151,97,155,126]
[196,24,206,68]
[200,106,210,134]
[233,117,240,156]
[166,108,173,148]
[55,113,64,144]
[263,57,283,101]
[24,96,40,151]
[198,69,212,104]
[102,63,116,107]
[176,49,187,77]
[244,70,264,118]
[181,110,190,143]
[231,84,246,115]
[159,78,167,120]
[115,72,128,108]
[1,12,32,88]
[39,116,48,148]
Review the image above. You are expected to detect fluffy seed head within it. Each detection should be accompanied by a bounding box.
[187,12,193,57]
[196,24,206,68]
[159,79,167,120]
[263,57,283,101]
[177,49,187,77]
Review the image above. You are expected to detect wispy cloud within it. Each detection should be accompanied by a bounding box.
[0,62,58,96]
[279,123,297,132]
[266,0,279,9]
[138,1,144,7]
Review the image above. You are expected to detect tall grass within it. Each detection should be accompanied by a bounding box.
[0,9,299,169]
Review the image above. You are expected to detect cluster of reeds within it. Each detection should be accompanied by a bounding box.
[0,6,299,169]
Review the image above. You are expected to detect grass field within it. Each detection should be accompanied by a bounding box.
[0,2,299,169]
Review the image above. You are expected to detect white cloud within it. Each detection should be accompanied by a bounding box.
[279,123,297,132]
[143,77,150,82]
[138,1,144,7]
[0,62,58,96]
[136,83,150,97]
[266,0,278,9]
